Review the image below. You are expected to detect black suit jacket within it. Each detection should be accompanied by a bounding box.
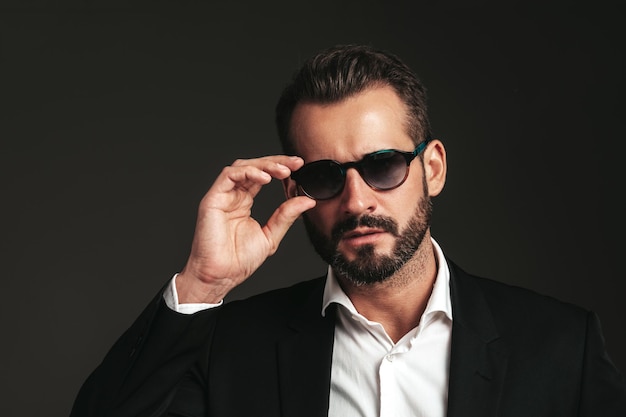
[71,261,626,416]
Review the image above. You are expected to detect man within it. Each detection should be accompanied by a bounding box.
[71,44,626,417]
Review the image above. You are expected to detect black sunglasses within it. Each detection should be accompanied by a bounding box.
[291,139,431,200]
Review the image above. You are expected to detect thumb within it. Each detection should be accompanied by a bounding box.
[262,196,316,255]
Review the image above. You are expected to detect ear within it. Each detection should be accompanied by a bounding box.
[423,139,447,197]
[283,177,299,199]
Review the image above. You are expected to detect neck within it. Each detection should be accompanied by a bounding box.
[337,235,438,343]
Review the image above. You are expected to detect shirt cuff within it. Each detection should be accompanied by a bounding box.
[163,273,223,314]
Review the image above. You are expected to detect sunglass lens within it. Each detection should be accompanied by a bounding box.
[362,151,408,190]
[297,161,344,200]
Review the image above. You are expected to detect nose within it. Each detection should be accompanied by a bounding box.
[338,168,377,216]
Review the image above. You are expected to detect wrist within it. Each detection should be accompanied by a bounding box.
[175,270,233,304]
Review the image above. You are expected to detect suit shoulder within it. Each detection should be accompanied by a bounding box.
[219,276,326,319]
[451,261,588,316]
[474,274,588,318]
[449,261,591,340]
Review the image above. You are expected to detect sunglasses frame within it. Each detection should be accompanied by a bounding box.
[292,138,431,200]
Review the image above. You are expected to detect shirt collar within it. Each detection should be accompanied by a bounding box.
[321,237,452,322]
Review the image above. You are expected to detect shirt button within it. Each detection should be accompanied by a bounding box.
[385,354,394,362]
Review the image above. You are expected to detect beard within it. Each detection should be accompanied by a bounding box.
[302,194,433,286]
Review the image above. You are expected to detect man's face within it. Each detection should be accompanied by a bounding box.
[286,86,441,285]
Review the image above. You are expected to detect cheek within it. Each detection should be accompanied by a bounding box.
[381,182,425,224]
[305,205,336,235]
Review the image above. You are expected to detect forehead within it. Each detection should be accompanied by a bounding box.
[289,85,414,162]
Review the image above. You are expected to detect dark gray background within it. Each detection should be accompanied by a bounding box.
[1,2,624,416]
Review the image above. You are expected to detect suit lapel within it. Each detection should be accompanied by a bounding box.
[277,283,336,417]
[446,261,509,417]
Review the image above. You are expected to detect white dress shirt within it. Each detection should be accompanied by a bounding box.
[164,237,453,417]
[322,237,452,417]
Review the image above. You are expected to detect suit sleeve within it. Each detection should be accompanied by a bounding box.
[579,311,626,416]
[69,289,218,417]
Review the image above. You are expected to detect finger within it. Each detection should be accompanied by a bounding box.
[262,196,316,255]
[231,155,304,180]
[201,156,306,212]
[214,164,273,194]
[214,156,303,196]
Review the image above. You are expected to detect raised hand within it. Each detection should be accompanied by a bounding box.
[175,155,316,304]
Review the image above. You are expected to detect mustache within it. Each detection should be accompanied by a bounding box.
[331,215,400,241]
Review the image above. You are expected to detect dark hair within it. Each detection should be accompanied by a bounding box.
[275,44,432,155]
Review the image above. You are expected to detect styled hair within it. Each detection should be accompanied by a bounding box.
[275,44,432,155]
